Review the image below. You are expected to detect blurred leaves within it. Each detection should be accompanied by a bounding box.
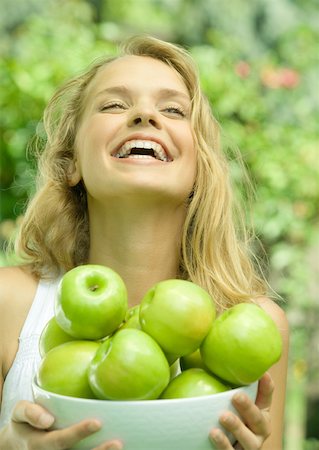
[0,0,117,220]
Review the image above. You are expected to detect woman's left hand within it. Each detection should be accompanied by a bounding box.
[209,372,274,450]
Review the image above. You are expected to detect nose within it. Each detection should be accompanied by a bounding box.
[127,104,161,129]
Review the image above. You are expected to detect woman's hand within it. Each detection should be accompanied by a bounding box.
[1,400,123,450]
[209,373,274,450]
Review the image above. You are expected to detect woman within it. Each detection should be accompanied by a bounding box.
[0,35,289,449]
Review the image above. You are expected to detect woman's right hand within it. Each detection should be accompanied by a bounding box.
[1,400,123,450]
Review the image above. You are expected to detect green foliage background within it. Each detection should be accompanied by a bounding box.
[1,0,318,448]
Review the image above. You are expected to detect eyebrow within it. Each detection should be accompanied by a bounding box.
[96,85,191,102]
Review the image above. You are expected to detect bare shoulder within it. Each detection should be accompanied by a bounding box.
[0,266,39,378]
[255,296,289,335]
[0,264,37,284]
[0,265,38,329]
[0,265,38,306]
[255,297,290,449]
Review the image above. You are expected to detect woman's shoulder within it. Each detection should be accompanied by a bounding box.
[0,265,38,299]
[0,264,37,281]
[255,296,289,336]
[0,266,40,377]
[0,265,39,322]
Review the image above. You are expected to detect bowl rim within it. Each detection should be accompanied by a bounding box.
[32,377,258,406]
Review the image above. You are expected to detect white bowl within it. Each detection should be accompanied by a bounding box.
[32,379,258,450]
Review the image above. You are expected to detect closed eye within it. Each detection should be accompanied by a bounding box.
[100,102,127,112]
[163,106,186,117]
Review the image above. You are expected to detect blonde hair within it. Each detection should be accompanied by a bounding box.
[15,35,267,309]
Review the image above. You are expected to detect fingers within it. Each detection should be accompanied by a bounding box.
[218,410,263,450]
[10,401,121,450]
[36,419,101,450]
[11,400,55,429]
[209,377,273,450]
[44,422,123,450]
[232,390,271,437]
[209,428,234,450]
[254,372,274,410]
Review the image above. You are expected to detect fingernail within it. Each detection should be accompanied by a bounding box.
[108,444,123,450]
[233,392,246,404]
[221,413,235,426]
[210,429,223,444]
[87,420,101,432]
[39,412,54,428]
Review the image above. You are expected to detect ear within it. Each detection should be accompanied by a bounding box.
[67,159,81,187]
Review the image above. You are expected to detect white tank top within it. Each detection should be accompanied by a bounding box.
[0,276,60,428]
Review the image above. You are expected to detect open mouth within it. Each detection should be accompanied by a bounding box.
[112,140,172,162]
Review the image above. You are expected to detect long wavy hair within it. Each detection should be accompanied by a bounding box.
[15,35,267,310]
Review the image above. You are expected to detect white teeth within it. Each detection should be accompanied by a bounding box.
[127,155,154,159]
[123,142,131,152]
[136,140,144,149]
[114,140,169,162]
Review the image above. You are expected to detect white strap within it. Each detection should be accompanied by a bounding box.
[19,277,60,338]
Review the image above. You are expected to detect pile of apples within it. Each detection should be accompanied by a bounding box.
[37,264,282,401]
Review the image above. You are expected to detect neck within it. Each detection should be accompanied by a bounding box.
[88,198,187,307]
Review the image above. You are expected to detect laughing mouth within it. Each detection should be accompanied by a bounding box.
[112,140,171,162]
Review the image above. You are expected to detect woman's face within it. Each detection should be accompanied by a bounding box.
[73,55,196,207]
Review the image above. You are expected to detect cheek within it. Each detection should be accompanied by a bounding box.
[75,121,108,169]
[77,115,126,163]
[172,122,195,153]
[79,121,105,149]
[178,132,197,195]
[180,127,197,171]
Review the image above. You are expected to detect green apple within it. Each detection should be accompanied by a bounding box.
[37,340,100,398]
[169,358,181,380]
[161,368,231,399]
[139,279,215,357]
[201,303,283,386]
[165,352,179,365]
[39,317,75,357]
[180,349,207,371]
[88,328,170,400]
[120,305,141,330]
[55,264,128,340]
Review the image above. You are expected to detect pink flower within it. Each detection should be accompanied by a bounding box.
[279,68,300,88]
[261,67,300,89]
[235,61,251,78]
